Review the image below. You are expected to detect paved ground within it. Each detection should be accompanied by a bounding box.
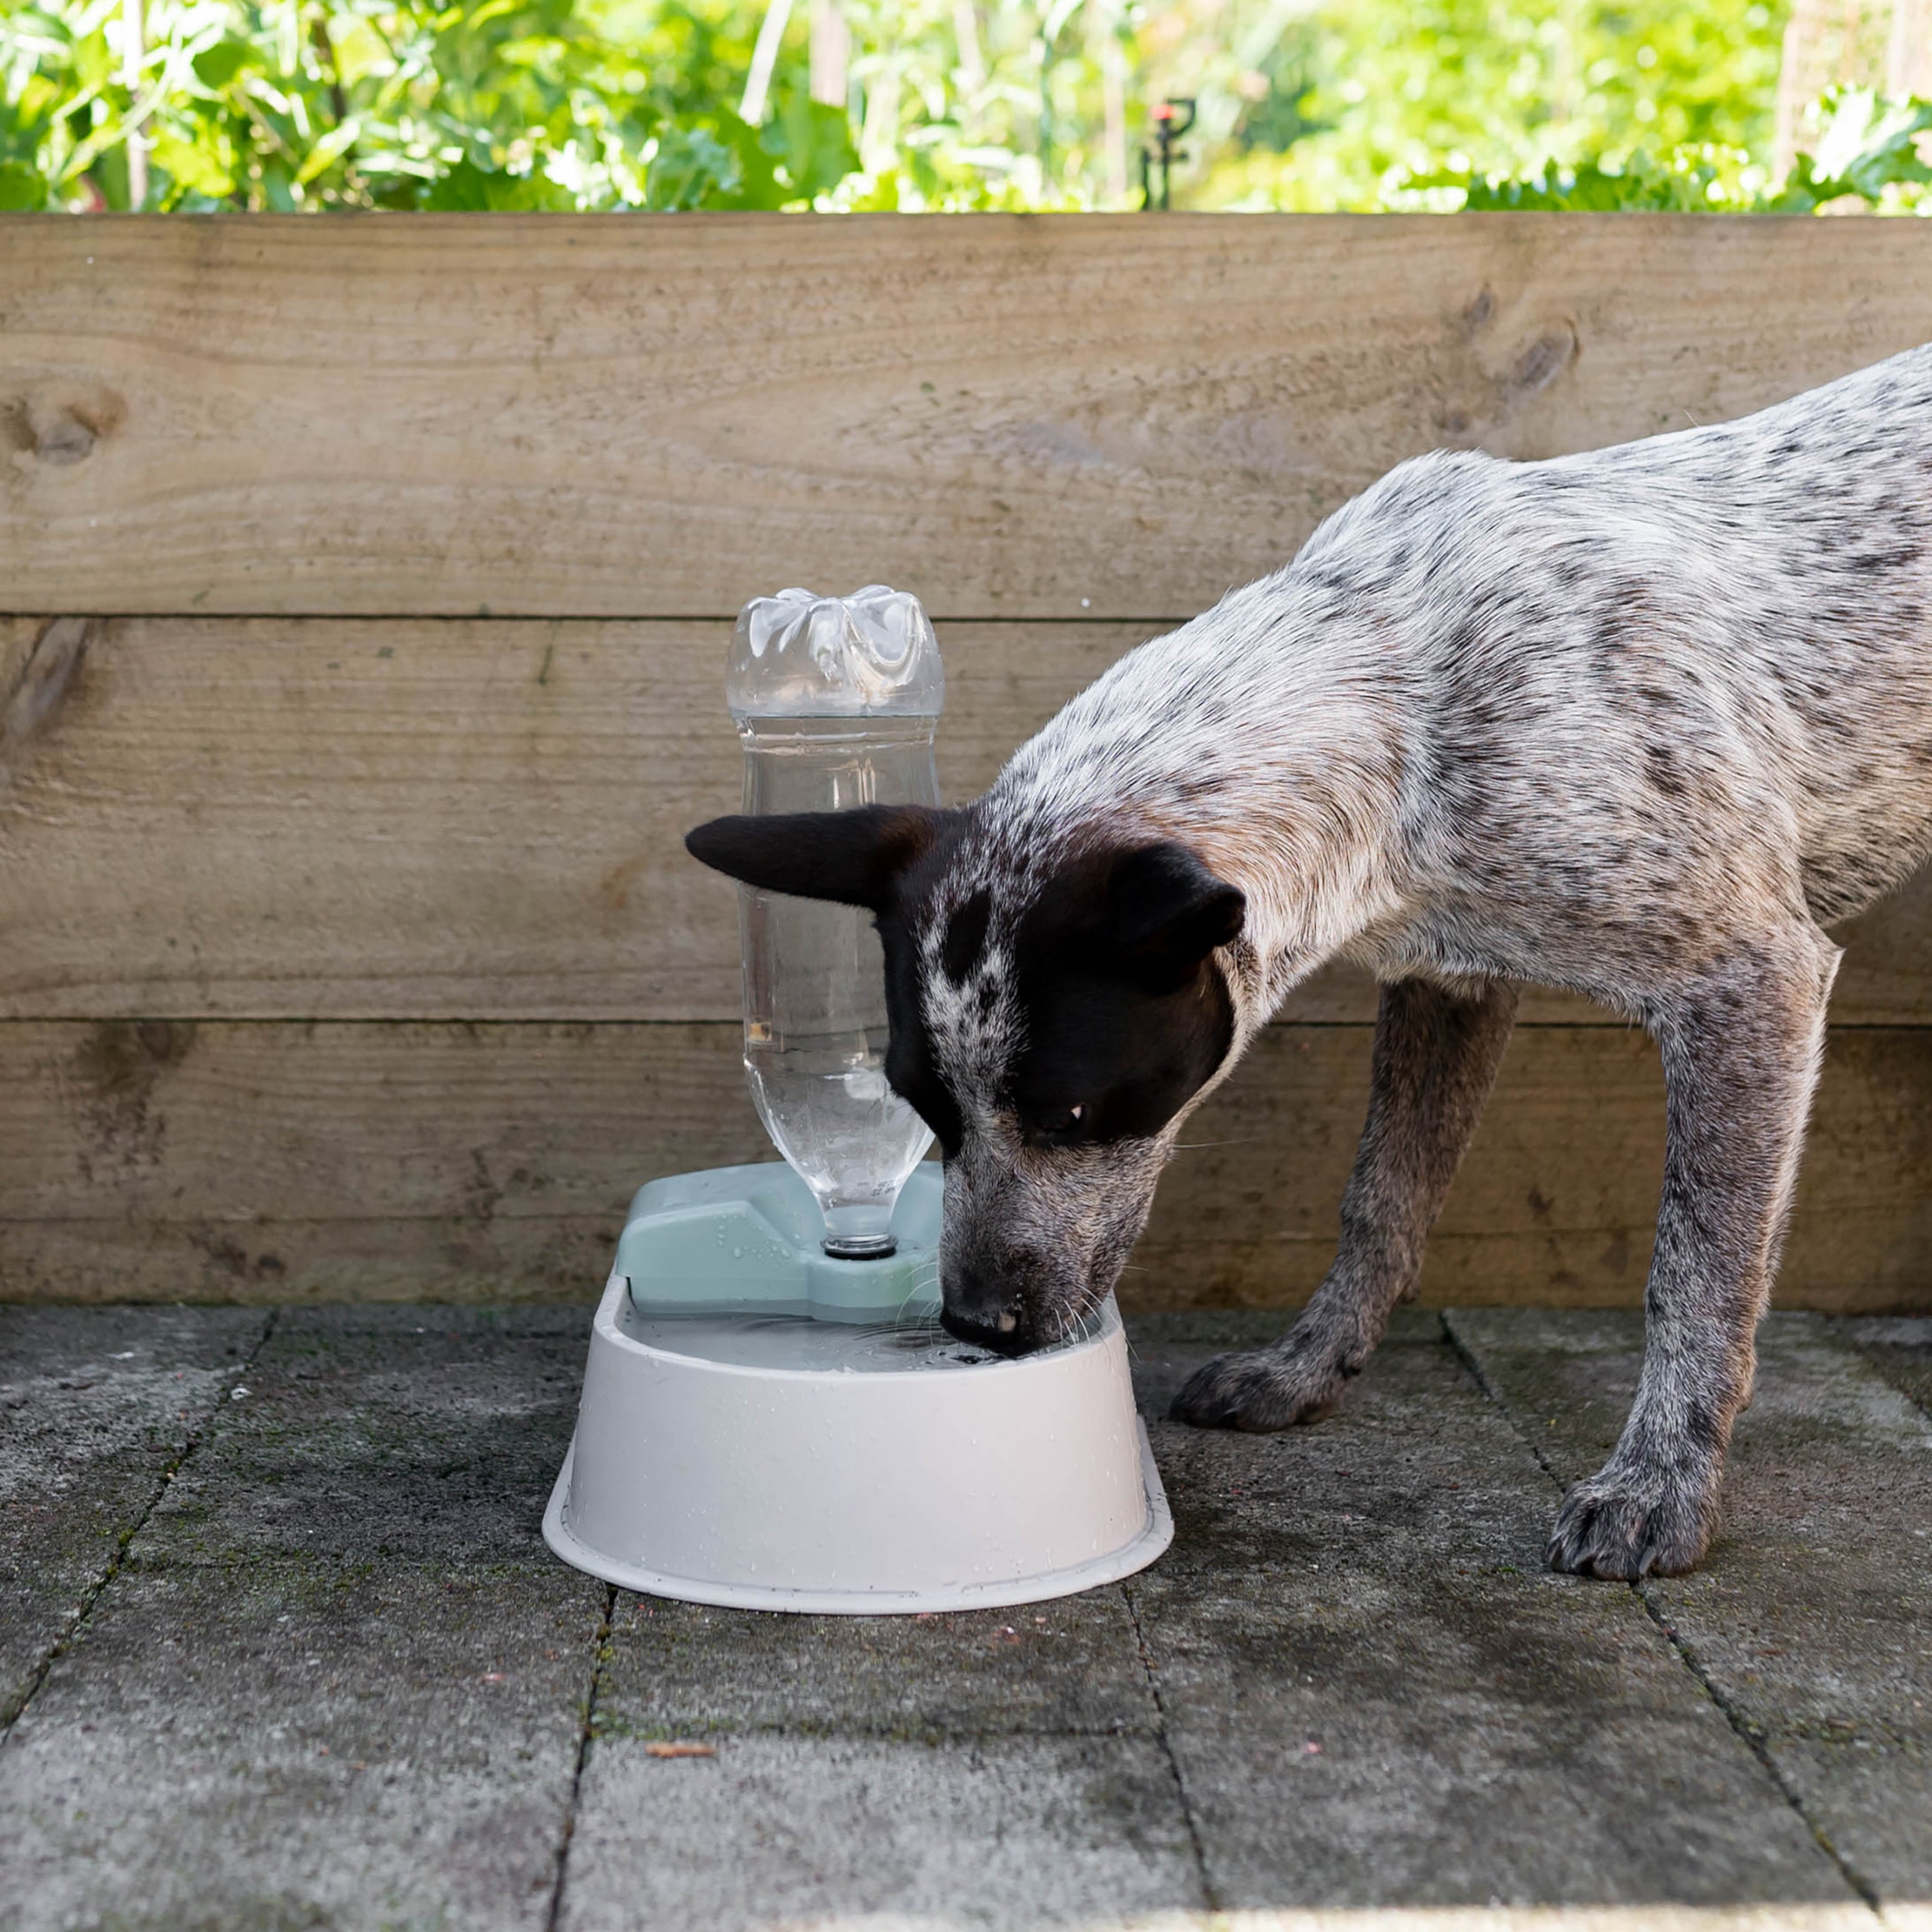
[1,1303,1927,1932]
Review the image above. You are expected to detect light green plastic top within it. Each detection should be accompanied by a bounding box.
[617,1160,943,1325]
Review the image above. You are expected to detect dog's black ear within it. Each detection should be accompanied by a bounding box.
[1101,843,1245,987]
[685,805,957,913]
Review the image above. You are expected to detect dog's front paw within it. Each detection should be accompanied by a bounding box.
[1546,1461,1718,1579]
[1168,1343,1343,1432]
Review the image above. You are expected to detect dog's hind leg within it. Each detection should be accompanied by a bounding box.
[1546,926,1839,1579]
[1169,976,1519,1430]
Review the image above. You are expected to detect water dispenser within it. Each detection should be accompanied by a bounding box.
[542,587,1171,1613]
[729,585,943,1259]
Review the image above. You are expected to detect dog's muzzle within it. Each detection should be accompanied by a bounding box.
[940,1256,1034,1356]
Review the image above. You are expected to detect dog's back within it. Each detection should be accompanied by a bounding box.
[1314,345,1932,949]
[986,345,1932,1006]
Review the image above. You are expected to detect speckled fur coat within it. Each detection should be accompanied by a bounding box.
[692,344,1932,1581]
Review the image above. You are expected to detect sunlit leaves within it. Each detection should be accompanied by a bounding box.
[0,0,1926,215]
[0,0,775,208]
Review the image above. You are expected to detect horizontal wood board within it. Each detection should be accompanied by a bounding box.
[5,214,1932,619]
[1,1018,1928,1312]
[6,612,1932,1024]
[6,214,1932,1309]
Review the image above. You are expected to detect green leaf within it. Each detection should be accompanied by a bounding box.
[261,159,299,212]
[1763,90,1932,210]
[423,156,573,210]
[643,124,735,210]
[150,127,235,200]
[295,119,361,185]
[0,160,48,210]
[706,110,786,209]
[765,93,858,202]
[191,39,257,91]
[1445,153,1719,212]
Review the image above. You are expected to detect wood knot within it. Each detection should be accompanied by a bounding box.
[35,413,97,464]
[2,616,92,766]
[1508,325,1578,399]
[3,391,124,468]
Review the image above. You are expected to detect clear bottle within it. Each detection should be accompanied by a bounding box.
[728,586,944,1259]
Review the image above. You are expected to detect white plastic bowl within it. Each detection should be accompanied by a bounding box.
[544,1163,1172,1614]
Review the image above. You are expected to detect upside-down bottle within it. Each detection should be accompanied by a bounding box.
[728,586,943,1259]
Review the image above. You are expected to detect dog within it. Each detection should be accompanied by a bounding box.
[687,343,1932,1581]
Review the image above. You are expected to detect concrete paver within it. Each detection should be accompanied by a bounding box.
[1128,1313,1857,1913]
[1837,1316,1932,1419]
[571,1460,1193,1924]
[1446,1309,1932,1917]
[1,1554,600,1932]
[597,1587,1155,1741]
[0,1305,606,1932]
[1,1302,1925,1931]
[562,1731,1206,1931]
[155,1305,593,1565]
[0,1305,267,1726]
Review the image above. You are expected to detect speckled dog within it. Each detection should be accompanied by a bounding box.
[688,343,1932,1581]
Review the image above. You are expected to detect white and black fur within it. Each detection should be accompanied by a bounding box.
[689,343,1932,1582]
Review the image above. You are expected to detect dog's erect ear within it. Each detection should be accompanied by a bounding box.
[1101,844,1245,987]
[685,805,958,913]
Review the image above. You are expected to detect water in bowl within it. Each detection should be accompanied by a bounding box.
[621,1302,1111,1374]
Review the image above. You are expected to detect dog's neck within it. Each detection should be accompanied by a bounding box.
[982,574,1408,1030]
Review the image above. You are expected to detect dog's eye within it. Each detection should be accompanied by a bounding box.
[1033,1103,1086,1143]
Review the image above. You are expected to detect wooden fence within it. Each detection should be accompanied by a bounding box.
[4,211,1932,1311]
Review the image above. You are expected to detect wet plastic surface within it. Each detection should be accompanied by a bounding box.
[545,1164,1172,1613]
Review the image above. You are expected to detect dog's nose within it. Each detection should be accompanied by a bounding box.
[941,1263,1027,1354]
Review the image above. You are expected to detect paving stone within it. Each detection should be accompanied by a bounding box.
[7,1303,1926,1930]
[0,1553,601,1932]
[560,1730,1206,1932]
[1124,1312,1857,1911]
[1446,1308,1932,1915]
[0,1309,607,1932]
[153,1304,593,1565]
[0,1305,266,1726]
[596,1587,1155,1742]
[1836,1315,1932,1419]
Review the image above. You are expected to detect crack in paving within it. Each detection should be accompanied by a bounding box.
[1121,1577,1219,1915]
[1826,1317,1932,1432]
[546,1581,617,1932]
[1437,1311,1886,1922]
[0,1305,281,1748]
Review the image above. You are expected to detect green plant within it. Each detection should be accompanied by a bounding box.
[0,0,857,209]
[1763,86,1932,211]
[3,0,1927,216]
[1422,86,1932,213]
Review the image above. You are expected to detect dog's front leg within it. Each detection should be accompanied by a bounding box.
[1170,976,1519,1430]
[1547,930,1839,1579]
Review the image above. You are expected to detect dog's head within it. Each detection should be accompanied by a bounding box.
[685,805,1245,1354]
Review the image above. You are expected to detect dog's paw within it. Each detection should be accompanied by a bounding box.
[1168,1345,1342,1432]
[1546,1463,1717,1580]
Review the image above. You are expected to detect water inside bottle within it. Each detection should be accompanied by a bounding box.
[744,1030,933,1247]
[739,721,940,1249]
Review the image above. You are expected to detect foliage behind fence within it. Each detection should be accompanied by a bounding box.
[4,0,1931,214]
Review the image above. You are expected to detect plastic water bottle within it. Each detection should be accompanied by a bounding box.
[728,586,944,1258]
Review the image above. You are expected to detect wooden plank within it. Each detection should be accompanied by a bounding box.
[1,1019,1926,1312]
[0,614,1130,1021]
[8,613,1930,1023]
[5,215,1932,620]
